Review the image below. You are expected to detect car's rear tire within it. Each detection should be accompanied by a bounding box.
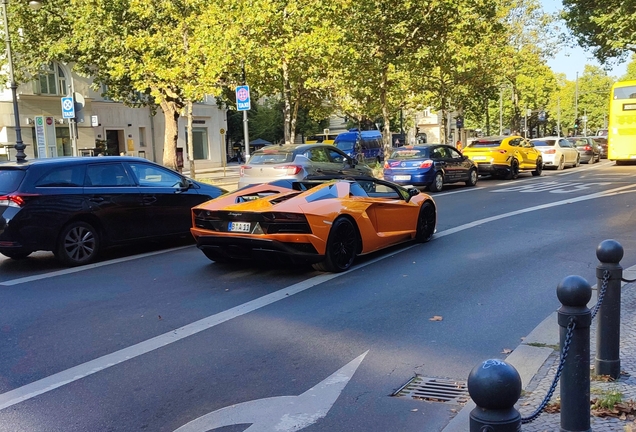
[575,155,581,167]
[312,217,358,273]
[55,221,100,266]
[429,171,444,192]
[1,251,31,260]
[465,169,478,186]
[415,202,436,243]
[506,159,520,180]
[532,159,543,176]
[557,156,564,170]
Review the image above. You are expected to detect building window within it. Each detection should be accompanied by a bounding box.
[139,127,146,147]
[37,62,67,95]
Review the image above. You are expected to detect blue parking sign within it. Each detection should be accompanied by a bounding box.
[61,96,75,119]
[236,85,251,111]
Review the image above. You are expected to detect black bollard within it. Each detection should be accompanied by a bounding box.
[557,275,592,432]
[595,239,623,380]
[467,359,521,432]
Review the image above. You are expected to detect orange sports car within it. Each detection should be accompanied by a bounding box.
[190,176,437,272]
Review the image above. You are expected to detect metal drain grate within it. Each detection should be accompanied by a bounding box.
[393,375,469,404]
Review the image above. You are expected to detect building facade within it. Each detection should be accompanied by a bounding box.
[0,62,227,167]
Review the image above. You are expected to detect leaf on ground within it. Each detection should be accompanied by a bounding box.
[502,348,512,354]
[429,316,443,321]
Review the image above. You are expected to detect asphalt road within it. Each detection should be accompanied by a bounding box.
[2,160,636,432]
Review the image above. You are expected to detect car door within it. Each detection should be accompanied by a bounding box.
[519,138,538,168]
[559,139,577,165]
[84,162,146,242]
[326,147,369,176]
[126,162,205,237]
[368,182,420,238]
[302,146,334,176]
[445,146,469,181]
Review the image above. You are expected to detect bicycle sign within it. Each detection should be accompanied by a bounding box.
[61,96,75,119]
[236,85,251,111]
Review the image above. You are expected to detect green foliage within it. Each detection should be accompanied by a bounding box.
[562,0,636,63]
[621,54,636,81]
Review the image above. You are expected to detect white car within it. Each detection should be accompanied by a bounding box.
[529,137,580,170]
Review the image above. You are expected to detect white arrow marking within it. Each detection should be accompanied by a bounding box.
[173,351,368,432]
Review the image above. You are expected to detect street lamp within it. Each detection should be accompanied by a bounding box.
[2,0,41,162]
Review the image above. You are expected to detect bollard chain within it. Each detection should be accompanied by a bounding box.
[591,270,610,320]
[521,318,576,424]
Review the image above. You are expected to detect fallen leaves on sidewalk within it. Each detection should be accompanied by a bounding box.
[429,316,443,321]
[591,398,636,419]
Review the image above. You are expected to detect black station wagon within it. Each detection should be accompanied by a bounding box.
[0,157,226,266]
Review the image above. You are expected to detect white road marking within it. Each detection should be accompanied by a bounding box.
[433,187,485,197]
[492,181,611,194]
[0,246,192,287]
[2,182,636,411]
[173,351,368,432]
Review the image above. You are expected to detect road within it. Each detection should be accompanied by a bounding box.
[1,160,636,432]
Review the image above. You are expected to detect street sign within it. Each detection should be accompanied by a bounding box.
[220,128,226,134]
[236,85,251,111]
[538,111,546,122]
[61,96,75,119]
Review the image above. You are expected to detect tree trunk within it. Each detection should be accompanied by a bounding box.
[485,97,490,136]
[380,68,392,161]
[282,59,292,144]
[186,100,196,179]
[160,99,180,171]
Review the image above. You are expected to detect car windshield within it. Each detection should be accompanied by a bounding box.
[468,140,502,148]
[389,148,428,159]
[248,150,294,164]
[567,138,588,147]
[531,140,556,146]
[0,169,26,194]
[335,140,355,152]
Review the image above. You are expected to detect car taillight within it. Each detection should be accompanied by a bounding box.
[544,149,556,154]
[419,160,433,169]
[274,165,302,175]
[384,161,389,169]
[584,146,592,151]
[0,194,26,207]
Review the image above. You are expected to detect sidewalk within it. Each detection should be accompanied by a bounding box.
[443,266,636,432]
[183,162,241,191]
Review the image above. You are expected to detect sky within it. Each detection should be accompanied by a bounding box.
[542,0,628,81]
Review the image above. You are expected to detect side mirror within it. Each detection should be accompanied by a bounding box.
[406,188,419,202]
[348,157,356,167]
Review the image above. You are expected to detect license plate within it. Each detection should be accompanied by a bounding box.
[472,156,487,161]
[229,222,251,233]
[393,175,411,181]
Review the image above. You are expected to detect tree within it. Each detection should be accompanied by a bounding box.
[10,0,236,170]
[621,54,636,81]
[561,0,636,63]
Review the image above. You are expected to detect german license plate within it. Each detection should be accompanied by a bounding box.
[472,156,487,161]
[394,175,411,181]
[229,222,251,232]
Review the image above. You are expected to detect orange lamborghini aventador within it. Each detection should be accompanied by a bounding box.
[190,176,437,272]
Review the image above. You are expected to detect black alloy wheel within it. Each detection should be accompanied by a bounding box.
[429,171,444,192]
[56,221,100,266]
[415,201,436,243]
[465,169,478,187]
[313,217,358,273]
[532,158,543,176]
[506,159,520,180]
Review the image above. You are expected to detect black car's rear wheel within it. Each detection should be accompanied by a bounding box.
[55,221,100,266]
[415,201,436,243]
[312,217,358,273]
[465,169,478,186]
[429,171,444,192]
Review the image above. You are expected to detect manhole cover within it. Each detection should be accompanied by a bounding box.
[393,375,469,404]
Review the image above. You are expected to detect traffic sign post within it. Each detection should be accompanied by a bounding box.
[236,85,251,159]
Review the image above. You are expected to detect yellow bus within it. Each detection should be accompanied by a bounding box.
[305,133,338,144]
[608,80,636,163]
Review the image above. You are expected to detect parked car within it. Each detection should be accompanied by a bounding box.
[0,157,227,266]
[529,137,580,170]
[191,176,436,272]
[238,144,373,189]
[566,137,601,164]
[333,129,384,165]
[461,135,543,179]
[592,137,608,159]
[382,144,478,192]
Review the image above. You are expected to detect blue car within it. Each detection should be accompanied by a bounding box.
[383,144,478,192]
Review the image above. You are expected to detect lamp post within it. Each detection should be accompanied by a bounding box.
[1,0,40,162]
